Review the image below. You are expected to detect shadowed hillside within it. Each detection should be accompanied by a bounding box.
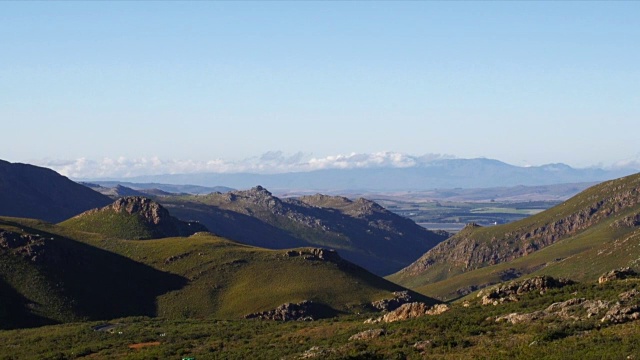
[1,216,435,329]
[0,218,188,329]
[162,186,449,275]
[0,160,112,222]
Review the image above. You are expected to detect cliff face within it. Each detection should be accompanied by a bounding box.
[398,173,640,280]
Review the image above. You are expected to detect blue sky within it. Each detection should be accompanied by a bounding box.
[1,1,639,177]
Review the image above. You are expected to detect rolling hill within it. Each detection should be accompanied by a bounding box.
[0,160,112,222]
[1,215,433,330]
[389,172,640,300]
[161,186,449,275]
[60,196,208,240]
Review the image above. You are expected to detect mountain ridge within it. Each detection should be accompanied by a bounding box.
[162,186,449,275]
[0,160,112,222]
[389,172,640,299]
[85,158,637,191]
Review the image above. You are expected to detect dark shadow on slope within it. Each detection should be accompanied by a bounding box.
[0,220,188,323]
[333,256,440,307]
[169,200,447,276]
[168,204,308,249]
[0,277,57,329]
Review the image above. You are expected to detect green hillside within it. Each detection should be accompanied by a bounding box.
[161,186,448,275]
[389,172,640,300]
[0,274,638,359]
[1,217,430,330]
[0,217,186,329]
[60,196,207,240]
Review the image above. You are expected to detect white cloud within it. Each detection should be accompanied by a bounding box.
[34,152,456,179]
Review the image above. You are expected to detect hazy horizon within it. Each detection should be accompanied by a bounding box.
[17,151,637,180]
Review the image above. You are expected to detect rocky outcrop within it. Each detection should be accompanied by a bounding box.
[496,288,640,325]
[349,328,387,341]
[283,248,342,263]
[0,230,62,265]
[598,267,638,284]
[365,302,450,323]
[479,276,574,306]
[601,288,640,324]
[370,291,413,311]
[69,197,208,239]
[244,301,334,321]
[612,213,640,228]
[496,298,610,324]
[109,197,170,225]
[300,346,337,358]
[401,174,640,278]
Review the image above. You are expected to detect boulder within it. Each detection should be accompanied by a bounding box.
[601,304,640,324]
[349,328,386,341]
[478,276,574,306]
[244,300,333,321]
[598,268,638,284]
[365,302,449,324]
[371,291,413,311]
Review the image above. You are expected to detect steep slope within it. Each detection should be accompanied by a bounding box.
[60,196,207,240]
[390,172,640,299]
[0,217,434,329]
[0,217,187,329]
[81,183,148,198]
[0,160,112,222]
[163,186,449,275]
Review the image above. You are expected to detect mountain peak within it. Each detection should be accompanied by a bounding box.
[110,196,170,225]
[62,196,208,240]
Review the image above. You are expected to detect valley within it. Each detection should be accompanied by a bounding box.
[0,159,639,359]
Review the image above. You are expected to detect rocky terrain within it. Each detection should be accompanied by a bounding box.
[477,276,575,306]
[491,271,640,326]
[61,196,208,239]
[244,300,334,321]
[163,186,449,275]
[392,172,640,292]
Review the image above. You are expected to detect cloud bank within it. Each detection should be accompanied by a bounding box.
[33,152,456,179]
[32,151,640,180]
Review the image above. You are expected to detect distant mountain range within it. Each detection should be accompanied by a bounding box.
[82,181,233,195]
[84,158,637,191]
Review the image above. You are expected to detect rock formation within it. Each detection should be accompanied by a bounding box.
[478,276,574,306]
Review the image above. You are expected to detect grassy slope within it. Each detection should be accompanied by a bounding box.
[59,209,156,240]
[403,206,640,301]
[0,278,638,359]
[388,173,640,299]
[79,232,429,318]
[1,217,428,329]
[161,190,448,276]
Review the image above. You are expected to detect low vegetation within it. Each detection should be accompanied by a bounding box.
[0,277,638,359]
[1,216,428,330]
